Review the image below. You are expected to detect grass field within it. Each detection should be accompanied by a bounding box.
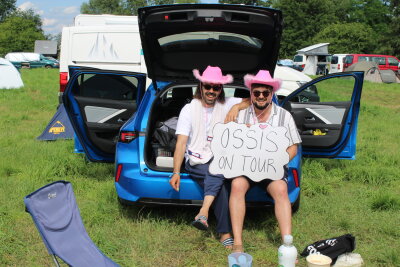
[1,69,399,266]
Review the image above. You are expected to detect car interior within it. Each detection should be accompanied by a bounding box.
[70,73,139,155]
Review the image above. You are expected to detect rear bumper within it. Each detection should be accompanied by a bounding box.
[115,169,301,208]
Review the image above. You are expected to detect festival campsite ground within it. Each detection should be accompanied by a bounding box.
[0,69,399,266]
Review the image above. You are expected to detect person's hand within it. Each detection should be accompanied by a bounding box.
[225,105,239,123]
[169,173,180,192]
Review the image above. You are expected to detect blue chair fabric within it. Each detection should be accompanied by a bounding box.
[24,180,120,267]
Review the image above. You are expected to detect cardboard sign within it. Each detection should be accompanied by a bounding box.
[209,122,290,182]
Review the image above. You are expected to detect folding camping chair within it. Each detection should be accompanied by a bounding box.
[24,180,120,267]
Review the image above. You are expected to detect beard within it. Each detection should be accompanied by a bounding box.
[253,100,270,110]
[203,91,217,105]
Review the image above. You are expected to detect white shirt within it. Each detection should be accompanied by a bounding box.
[176,97,242,159]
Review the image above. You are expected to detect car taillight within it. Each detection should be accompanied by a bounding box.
[292,169,300,187]
[115,164,123,182]
[60,72,68,92]
[301,64,305,69]
[119,131,138,143]
[338,64,340,70]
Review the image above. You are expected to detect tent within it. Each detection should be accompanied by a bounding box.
[345,61,400,83]
[37,104,75,140]
[346,61,382,83]
[0,58,24,89]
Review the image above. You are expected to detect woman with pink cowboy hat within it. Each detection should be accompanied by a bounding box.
[229,69,302,253]
[170,65,249,248]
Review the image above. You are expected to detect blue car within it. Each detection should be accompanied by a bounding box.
[63,4,364,212]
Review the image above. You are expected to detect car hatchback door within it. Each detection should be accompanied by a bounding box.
[280,71,364,159]
[63,67,147,162]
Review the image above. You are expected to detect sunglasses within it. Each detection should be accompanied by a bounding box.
[252,90,271,98]
[202,84,222,92]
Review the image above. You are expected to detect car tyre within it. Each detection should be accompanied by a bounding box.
[45,65,52,69]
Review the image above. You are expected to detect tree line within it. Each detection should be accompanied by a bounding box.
[0,0,46,57]
[0,0,399,59]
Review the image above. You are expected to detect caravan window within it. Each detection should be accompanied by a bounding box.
[294,55,304,62]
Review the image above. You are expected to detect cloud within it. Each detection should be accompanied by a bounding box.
[18,1,44,15]
[42,18,58,27]
[63,6,79,15]
[18,1,35,11]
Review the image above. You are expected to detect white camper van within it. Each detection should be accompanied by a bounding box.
[59,14,146,101]
[329,54,347,73]
[293,43,331,75]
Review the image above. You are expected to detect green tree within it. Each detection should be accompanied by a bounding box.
[313,22,376,54]
[0,10,46,57]
[0,0,16,22]
[81,0,128,15]
[387,0,400,57]
[271,0,339,58]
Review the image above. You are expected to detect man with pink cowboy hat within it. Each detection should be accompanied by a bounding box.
[169,66,249,248]
[229,70,302,252]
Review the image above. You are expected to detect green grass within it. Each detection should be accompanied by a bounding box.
[1,69,399,266]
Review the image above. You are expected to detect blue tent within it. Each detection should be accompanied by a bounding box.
[37,104,74,140]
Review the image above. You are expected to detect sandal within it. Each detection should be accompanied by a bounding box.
[191,215,208,231]
[221,237,234,248]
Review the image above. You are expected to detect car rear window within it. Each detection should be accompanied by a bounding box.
[158,31,262,49]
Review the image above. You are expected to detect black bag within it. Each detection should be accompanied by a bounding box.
[153,117,178,153]
[301,234,356,263]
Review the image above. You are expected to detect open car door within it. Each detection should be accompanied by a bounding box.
[280,71,364,159]
[63,67,146,162]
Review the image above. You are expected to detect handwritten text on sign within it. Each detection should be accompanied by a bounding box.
[209,122,290,182]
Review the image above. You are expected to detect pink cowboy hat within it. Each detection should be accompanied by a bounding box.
[244,70,282,92]
[193,66,233,85]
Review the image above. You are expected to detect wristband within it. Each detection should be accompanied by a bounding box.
[170,172,180,177]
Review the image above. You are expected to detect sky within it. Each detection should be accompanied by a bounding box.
[16,0,84,35]
[16,0,219,36]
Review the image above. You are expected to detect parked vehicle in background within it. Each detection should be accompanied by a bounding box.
[5,52,59,69]
[274,65,319,102]
[277,59,295,68]
[293,43,331,75]
[63,4,364,212]
[58,14,147,102]
[344,54,400,72]
[293,54,306,71]
[329,54,347,73]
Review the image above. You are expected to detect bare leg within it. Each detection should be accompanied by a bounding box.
[229,177,250,252]
[195,195,215,227]
[267,180,291,240]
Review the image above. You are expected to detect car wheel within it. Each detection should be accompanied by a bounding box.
[45,65,52,69]
[291,194,300,214]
